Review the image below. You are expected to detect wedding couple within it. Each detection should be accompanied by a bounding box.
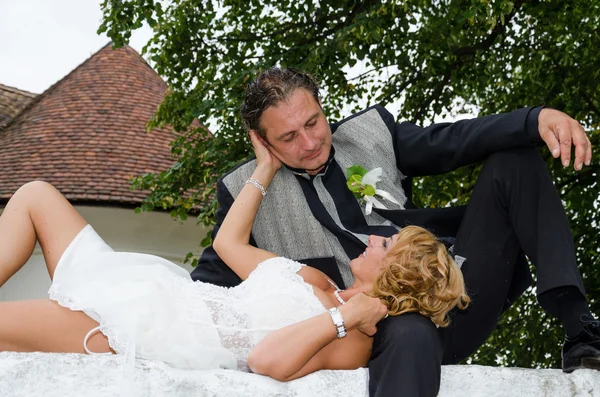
[1,67,598,397]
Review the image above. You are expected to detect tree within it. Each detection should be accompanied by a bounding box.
[99,0,600,368]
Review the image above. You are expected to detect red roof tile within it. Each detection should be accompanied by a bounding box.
[0,84,37,129]
[0,43,184,205]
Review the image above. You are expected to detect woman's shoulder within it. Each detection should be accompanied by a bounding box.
[250,257,337,306]
[296,265,337,294]
[252,256,304,274]
[252,257,333,288]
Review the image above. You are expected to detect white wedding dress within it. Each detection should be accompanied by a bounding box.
[48,225,329,371]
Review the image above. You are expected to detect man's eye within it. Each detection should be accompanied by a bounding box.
[306,121,317,128]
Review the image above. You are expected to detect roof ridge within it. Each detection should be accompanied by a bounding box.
[1,42,114,131]
[1,42,160,132]
[0,83,38,98]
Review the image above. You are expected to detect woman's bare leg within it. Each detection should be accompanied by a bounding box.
[0,299,111,353]
[0,181,111,353]
[0,180,87,286]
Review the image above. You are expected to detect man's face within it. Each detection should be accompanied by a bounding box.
[259,88,332,174]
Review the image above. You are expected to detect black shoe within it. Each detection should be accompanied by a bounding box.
[562,315,600,373]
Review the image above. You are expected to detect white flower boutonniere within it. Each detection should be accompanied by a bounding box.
[346,165,400,215]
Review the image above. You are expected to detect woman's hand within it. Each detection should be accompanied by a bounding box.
[340,293,388,337]
[249,130,282,174]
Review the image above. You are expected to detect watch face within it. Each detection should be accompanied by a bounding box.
[328,307,345,327]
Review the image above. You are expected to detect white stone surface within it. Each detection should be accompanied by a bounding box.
[0,352,598,396]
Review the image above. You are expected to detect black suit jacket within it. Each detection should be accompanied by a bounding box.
[192,105,543,307]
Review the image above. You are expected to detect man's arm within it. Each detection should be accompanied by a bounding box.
[190,177,245,287]
[376,106,544,177]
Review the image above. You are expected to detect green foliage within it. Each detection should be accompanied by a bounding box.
[346,165,374,200]
[346,164,368,179]
[99,0,600,368]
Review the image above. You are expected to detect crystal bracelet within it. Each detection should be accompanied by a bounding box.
[245,178,267,197]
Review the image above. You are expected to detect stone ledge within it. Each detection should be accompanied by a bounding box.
[0,352,598,396]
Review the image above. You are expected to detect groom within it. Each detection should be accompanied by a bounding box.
[192,67,599,396]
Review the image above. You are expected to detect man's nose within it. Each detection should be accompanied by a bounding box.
[299,130,317,150]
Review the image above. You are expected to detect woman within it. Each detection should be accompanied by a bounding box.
[0,131,469,381]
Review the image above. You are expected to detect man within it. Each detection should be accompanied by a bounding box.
[192,67,599,396]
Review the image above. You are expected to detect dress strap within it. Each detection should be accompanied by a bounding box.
[325,277,340,291]
[83,326,113,355]
[325,277,346,304]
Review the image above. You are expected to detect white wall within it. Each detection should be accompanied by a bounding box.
[0,205,209,301]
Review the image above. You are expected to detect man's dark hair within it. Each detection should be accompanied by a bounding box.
[240,67,320,140]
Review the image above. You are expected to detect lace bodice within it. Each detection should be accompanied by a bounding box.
[185,257,327,370]
[53,255,328,371]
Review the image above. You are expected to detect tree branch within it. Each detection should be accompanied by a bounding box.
[220,1,376,44]
[453,0,525,57]
[556,166,598,189]
[411,72,451,123]
[409,1,525,124]
[348,64,398,82]
[580,91,600,119]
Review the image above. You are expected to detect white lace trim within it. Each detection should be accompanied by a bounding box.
[49,254,327,371]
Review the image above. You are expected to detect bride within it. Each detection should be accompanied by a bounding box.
[0,131,469,381]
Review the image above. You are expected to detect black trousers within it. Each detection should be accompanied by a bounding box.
[368,148,586,397]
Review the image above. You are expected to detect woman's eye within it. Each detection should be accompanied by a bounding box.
[383,239,388,248]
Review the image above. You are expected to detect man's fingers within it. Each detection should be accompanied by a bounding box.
[585,136,593,166]
[571,122,591,170]
[581,123,592,166]
[539,110,590,168]
[573,134,588,171]
[558,125,572,167]
[542,127,561,158]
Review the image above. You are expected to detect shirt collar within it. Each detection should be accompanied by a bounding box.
[284,146,336,180]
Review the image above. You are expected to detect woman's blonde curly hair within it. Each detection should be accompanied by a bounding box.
[368,226,470,328]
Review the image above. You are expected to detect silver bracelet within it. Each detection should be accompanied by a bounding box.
[245,178,266,197]
[328,307,347,338]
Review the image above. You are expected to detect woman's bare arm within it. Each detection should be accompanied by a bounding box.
[248,290,387,381]
[213,164,278,280]
[212,131,282,280]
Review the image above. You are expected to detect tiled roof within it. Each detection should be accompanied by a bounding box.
[0,84,37,129]
[0,43,185,205]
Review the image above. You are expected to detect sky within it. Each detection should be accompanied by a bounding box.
[0,0,472,123]
[0,0,153,94]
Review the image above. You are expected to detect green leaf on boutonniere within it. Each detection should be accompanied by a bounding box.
[347,177,363,193]
[349,174,363,184]
[362,184,376,196]
[346,165,368,179]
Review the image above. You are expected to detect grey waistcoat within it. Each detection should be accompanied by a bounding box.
[222,108,407,287]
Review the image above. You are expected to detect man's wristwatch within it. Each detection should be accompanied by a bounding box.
[328,307,347,338]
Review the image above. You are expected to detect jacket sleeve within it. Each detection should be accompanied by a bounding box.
[190,177,246,287]
[377,106,545,177]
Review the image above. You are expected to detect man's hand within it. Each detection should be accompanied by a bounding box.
[340,293,388,337]
[538,108,592,171]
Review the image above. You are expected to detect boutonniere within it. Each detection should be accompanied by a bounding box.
[346,165,400,215]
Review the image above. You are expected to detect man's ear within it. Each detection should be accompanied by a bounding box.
[250,129,270,147]
[259,135,271,147]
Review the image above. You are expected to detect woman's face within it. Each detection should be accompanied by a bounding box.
[350,234,399,286]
